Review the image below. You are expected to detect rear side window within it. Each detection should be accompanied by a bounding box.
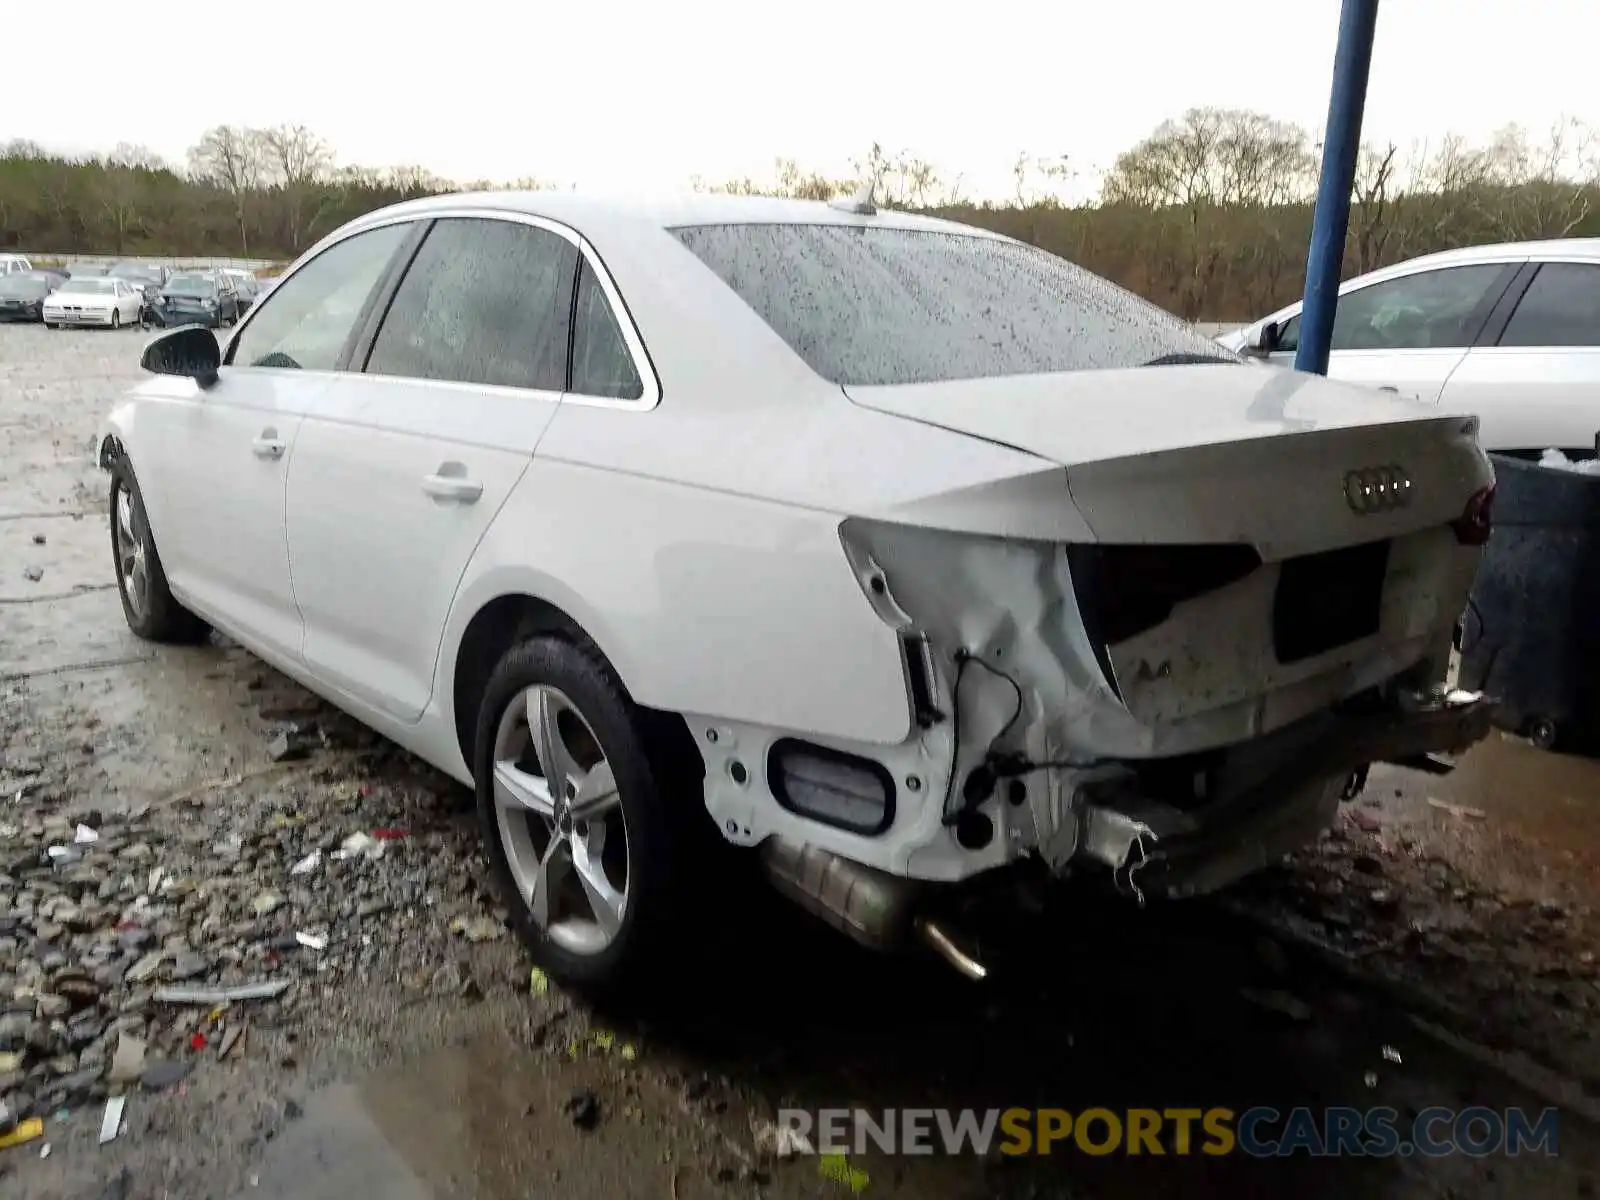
[1499,263,1600,348]
[569,260,643,400]
[366,217,577,391]
[668,223,1235,386]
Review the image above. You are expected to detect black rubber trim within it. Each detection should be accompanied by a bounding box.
[767,738,896,837]
[1475,261,1540,348]
[347,219,434,372]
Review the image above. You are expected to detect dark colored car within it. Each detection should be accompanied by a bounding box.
[109,262,170,309]
[150,272,240,329]
[223,271,262,314]
[0,271,62,322]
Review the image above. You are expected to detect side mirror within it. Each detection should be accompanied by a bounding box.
[141,325,221,389]
[1246,321,1280,355]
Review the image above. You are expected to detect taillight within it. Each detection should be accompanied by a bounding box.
[1452,483,1495,546]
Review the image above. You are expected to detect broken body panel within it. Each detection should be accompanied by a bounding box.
[701,362,1494,939]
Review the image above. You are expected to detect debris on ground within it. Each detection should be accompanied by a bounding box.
[0,1118,43,1151]
[564,1087,601,1130]
[153,980,292,1005]
[818,1152,871,1193]
[140,1061,194,1092]
[1382,1045,1403,1064]
[99,1095,126,1145]
[753,1117,813,1158]
[452,915,506,943]
[1427,797,1488,820]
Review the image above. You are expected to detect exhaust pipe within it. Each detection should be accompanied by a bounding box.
[760,839,988,979]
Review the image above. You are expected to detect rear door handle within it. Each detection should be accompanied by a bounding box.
[1377,385,1400,393]
[252,434,286,459]
[422,471,483,504]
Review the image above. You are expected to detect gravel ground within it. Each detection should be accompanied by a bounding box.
[1,320,1598,1199]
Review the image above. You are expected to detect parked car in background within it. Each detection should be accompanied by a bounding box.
[44,276,145,328]
[1219,239,1600,456]
[66,263,110,278]
[221,268,262,314]
[0,254,34,276]
[99,191,1494,991]
[149,272,240,328]
[108,261,170,305]
[0,271,62,321]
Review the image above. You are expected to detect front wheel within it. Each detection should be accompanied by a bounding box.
[110,310,121,330]
[474,636,694,994]
[109,456,209,643]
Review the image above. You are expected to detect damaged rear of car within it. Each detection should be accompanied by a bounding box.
[669,218,1495,971]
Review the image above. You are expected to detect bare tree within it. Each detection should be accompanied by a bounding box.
[259,124,333,252]
[188,126,267,254]
[384,165,450,197]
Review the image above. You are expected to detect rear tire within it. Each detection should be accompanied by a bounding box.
[474,635,696,996]
[108,455,210,644]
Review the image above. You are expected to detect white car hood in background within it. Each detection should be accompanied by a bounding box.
[844,364,1490,559]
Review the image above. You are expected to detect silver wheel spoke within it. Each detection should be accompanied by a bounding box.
[530,836,572,930]
[528,689,581,800]
[492,682,631,958]
[116,492,135,548]
[568,759,619,821]
[571,833,624,938]
[493,759,557,819]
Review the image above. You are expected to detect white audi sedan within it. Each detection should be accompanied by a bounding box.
[100,191,1495,991]
[1219,238,1600,456]
[44,275,146,329]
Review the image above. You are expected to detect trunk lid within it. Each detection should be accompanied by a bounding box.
[844,363,1490,561]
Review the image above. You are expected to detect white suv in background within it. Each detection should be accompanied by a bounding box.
[1220,239,1600,456]
[0,254,34,276]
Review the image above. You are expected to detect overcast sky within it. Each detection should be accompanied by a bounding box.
[7,0,1595,197]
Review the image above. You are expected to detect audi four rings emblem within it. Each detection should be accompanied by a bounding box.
[1344,465,1413,515]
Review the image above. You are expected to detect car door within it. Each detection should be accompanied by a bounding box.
[131,221,416,660]
[285,213,580,722]
[1264,262,1520,402]
[112,280,136,322]
[1439,260,1600,454]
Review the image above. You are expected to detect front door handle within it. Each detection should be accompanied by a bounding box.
[1377,385,1400,393]
[422,470,483,504]
[252,433,286,459]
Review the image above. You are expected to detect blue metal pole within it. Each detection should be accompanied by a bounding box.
[1295,0,1381,376]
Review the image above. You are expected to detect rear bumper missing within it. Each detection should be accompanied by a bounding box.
[1075,688,1496,900]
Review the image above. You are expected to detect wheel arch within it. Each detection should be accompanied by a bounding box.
[446,590,701,790]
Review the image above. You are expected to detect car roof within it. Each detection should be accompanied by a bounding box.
[342,189,1012,244]
[1392,237,1600,268]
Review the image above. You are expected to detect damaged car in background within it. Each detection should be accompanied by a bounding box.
[98,189,1496,991]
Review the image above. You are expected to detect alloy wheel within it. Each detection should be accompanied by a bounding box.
[492,685,630,956]
[114,484,148,620]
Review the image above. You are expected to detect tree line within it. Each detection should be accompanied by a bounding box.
[2,111,1597,319]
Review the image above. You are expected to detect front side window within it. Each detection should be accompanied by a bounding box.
[365,217,577,392]
[569,260,643,400]
[229,222,410,371]
[669,223,1236,387]
[1278,264,1508,354]
[1499,263,1600,348]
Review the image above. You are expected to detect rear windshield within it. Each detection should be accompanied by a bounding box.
[0,277,47,298]
[668,223,1237,387]
[165,276,213,295]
